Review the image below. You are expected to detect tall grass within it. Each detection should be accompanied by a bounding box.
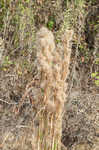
[16,26,73,150]
[29,27,73,150]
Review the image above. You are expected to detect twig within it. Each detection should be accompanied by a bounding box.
[0,99,17,105]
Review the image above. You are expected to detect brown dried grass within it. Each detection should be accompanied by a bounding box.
[15,27,73,150]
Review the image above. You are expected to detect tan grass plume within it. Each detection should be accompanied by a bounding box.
[33,27,74,150]
[16,27,73,150]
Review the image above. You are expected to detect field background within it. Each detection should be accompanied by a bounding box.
[0,0,99,150]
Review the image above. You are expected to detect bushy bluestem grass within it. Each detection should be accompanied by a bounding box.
[30,27,73,150]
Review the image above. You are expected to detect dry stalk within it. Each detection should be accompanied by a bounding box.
[31,27,74,150]
[16,27,73,150]
[0,37,4,65]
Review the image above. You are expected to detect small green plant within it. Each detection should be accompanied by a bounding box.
[0,0,10,30]
[91,72,99,86]
[3,56,13,66]
[95,58,99,64]
[47,17,55,30]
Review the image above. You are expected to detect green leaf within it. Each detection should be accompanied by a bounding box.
[95,80,99,86]
[95,58,99,64]
[6,56,9,61]
[91,72,98,78]
[96,76,99,80]
[47,20,54,30]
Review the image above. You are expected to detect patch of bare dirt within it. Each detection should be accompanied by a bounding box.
[62,91,99,150]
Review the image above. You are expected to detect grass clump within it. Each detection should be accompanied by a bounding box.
[16,26,73,150]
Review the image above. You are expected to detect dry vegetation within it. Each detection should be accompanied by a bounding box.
[0,0,99,150]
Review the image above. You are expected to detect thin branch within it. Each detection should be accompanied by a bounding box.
[0,99,17,105]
